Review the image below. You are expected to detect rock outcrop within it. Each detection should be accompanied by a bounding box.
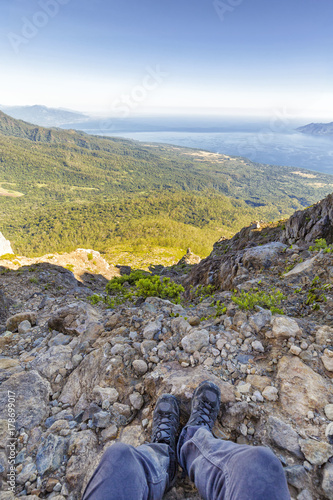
[0,232,13,256]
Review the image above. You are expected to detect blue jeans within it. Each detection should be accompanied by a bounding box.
[82,426,290,500]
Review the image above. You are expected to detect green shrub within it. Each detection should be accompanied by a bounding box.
[106,270,184,305]
[305,276,332,310]
[214,300,227,317]
[231,288,285,314]
[309,238,333,253]
[0,253,17,261]
[87,252,93,261]
[136,276,184,303]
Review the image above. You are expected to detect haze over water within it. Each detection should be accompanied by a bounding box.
[84,123,333,175]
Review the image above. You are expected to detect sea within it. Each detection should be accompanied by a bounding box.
[77,118,333,175]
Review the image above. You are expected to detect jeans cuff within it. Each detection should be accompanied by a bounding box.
[177,425,203,471]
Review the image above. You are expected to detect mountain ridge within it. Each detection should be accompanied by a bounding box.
[297,121,333,136]
[0,104,88,128]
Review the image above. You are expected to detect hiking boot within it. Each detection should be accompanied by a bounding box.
[151,394,180,488]
[151,394,180,449]
[185,380,221,430]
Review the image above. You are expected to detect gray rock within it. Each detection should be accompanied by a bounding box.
[285,465,309,490]
[143,321,162,340]
[268,416,303,458]
[284,256,317,277]
[100,424,118,442]
[16,461,37,484]
[48,302,102,341]
[322,462,333,500]
[0,371,51,430]
[36,434,68,476]
[249,310,272,333]
[262,386,278,401]
[48,333,72,347]
[31,345,73,380]
[251,340,264,352]
[181,329,209,354]
[132,359,148,375]
[242,242,287,270]
[92,411,111,428]
[66,430,98,492]
[17,320,31,335]
[297,489,313,500]
[129,391,144,410]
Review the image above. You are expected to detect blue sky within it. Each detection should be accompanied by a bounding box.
[1,0,333,119]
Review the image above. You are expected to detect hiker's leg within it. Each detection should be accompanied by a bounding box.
[178,426,290,500]
[82,441,171,500]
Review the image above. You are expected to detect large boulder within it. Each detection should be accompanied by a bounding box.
[277,356,332,423]
[145,362,235,410]
[0,371,51,430]
[31,345,73,380]
[242,242,287,270]
[48,302,103,342]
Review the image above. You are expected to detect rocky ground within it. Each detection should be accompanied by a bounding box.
[0,195,333,499]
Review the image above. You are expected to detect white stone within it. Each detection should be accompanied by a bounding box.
[271,316,302,339]
[325,404,333,421]
[252,340,264,352]
[237,383,251,394]
[290,345,302,356]
[262,386,279,401]
[129,392,144,410]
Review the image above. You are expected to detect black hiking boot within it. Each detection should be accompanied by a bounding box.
[151,394,180,487]
[185,380,221,431]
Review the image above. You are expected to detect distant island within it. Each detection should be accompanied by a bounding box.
[297,122,333,136]
[0,104,88,128]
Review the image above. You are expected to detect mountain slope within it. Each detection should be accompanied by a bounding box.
[0,105,88,127]
[0,110,333,260]
[297,121,333,136]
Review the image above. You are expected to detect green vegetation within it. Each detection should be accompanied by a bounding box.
[309,238,333,253]
[231,287,286,314]
[103,270,184,305]
[0,111,333,262]
[213,300,227,317]
[305,276,332,310]
[190,284,216,302]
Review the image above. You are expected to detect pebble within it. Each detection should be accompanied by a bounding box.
[290,345,302,356]
[325,404,333,421]
[132,359,148,374]
[262,386,279,402]
[252,340,264,352]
